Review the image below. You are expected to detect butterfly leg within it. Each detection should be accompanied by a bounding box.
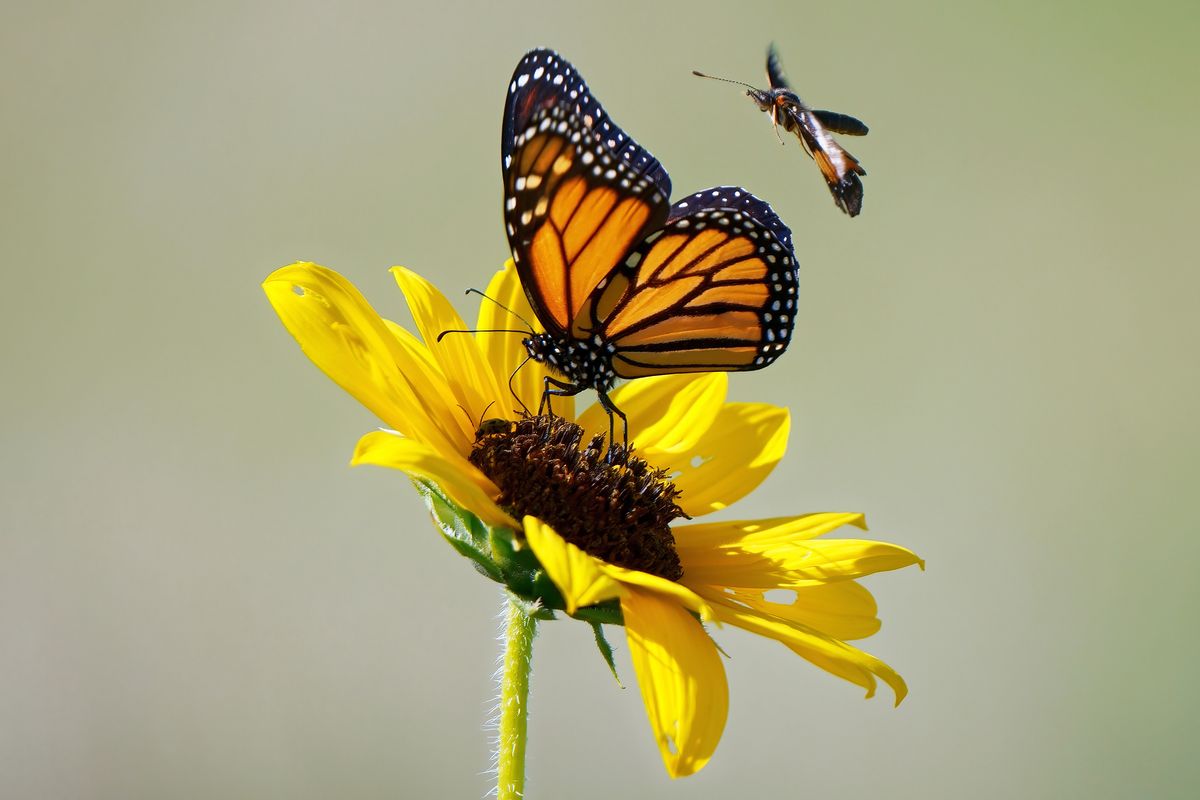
[595,388,628,464]
[540,376,583,418]
[507,355,533,417]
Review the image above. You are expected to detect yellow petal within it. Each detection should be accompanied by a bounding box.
[522,516,626,613]
[390,267,512,426]
[676,515,923,588]
[777,582,882,641]
[351,430,516,530]
[263,263,466,455]
[701,590,908,705]
[716,583,882,641]
[678,513,869,548]
[622,587,728,778]
[476,261,573,420]
[665,403,790,517]
[383,319,445,385]
[577,373,726,455]
[599,562,714,622]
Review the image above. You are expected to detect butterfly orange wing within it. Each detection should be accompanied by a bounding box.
[588,187,798,377]
[502,50,670,337]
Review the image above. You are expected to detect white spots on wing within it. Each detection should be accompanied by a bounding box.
[533,66,545,80]
[517,73,529,87]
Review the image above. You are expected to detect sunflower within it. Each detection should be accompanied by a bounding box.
[263,259,922,779]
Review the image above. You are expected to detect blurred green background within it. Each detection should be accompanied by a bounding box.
[3,1,1197,797]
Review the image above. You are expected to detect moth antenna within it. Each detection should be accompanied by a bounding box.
[691,70,761,92]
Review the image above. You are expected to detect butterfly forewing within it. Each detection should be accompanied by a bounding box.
[502,51,670,337]
[503,49,671,196]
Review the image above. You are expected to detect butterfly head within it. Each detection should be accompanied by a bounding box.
[524,332,618,393]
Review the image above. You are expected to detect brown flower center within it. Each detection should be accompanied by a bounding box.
[469,416,685,581]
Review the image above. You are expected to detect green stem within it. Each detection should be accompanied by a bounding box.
[497,596,537,800]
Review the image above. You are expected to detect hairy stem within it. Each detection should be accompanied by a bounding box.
[497,597,537,800]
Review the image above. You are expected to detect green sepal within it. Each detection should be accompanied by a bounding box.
[570,603,624,625]
[414,479,503,583]
[703,621,732,659]
[590,622,623,687]
[413,478,629,628]
[489,526,542,595]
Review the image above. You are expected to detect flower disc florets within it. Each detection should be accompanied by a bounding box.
[470,415,685,581]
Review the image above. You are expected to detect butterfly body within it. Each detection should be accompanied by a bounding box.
[524,332,618,395]
[502,49,798,449]
[696,44,869,217]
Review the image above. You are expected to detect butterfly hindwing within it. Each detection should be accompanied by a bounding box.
[595,187,798,378]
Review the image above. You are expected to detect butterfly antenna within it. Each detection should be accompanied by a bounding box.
[436,328,529,343]
[465,288,535,333]
[691,70,761,92]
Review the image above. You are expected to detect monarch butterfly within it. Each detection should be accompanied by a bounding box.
[502,48,798,451]
[694,43,869,217]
